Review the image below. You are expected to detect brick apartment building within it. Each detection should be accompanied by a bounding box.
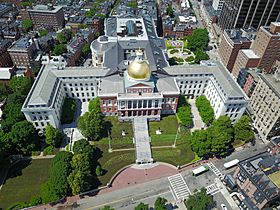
[27,5,64,30]
[0,39,12,67]
[219,29,254,72]
[7,37,36,69]
[237,68,260,98]
[232,49,260,79]
[233,152,280,209]
[251,22,280,74]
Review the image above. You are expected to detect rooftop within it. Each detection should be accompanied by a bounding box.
[259,73,280,98]
[8,37,33,51]
[28,5,63,13]
[241,49,260,59]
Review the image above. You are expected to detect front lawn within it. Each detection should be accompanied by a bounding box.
[105,116,133,139]
[92,144,135,186]
[152,131,195,166]
[149,115,179,146]
[0,159,52,209]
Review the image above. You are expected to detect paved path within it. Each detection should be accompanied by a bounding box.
[188,99,205,132]
[133,117,153,164]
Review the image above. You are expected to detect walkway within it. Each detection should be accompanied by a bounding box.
[189,99,205,132]
[133,117,153,164]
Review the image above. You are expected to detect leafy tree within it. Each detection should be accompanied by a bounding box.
[1,103,25,131]
[0,83,9,100]
[187,29,209,51]
[177,106,192,127]
[10,121,39,152]
[194,49,209,64]
[0,131,12,158]
[9,76,33,96]
[22,19,33,32]
[73,139,95,159]
[195,96,214,126]
[135,202,149,210]
[154,197,167,210]
[41,151,73,203]
[82,43,90,57]
[127,2,138,9]
[208,116,233,156]
[77,111,103,141]
[39,29,48,37]
[166,5,174,18]
[68,154,93,194]
[88,97,101,113]
[29,195,42,205]
[189,130,211,157]
[61,98,77,124]
[45,125,63,147]
[96,165,104,176]
[56,32,67,44]
[234,115,254,143]
[185,188,213,210]
[53,44,67,55]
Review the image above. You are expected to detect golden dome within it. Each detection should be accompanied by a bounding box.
[127,60,151,80]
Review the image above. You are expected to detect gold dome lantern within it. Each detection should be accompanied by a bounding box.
[127,60,151,81]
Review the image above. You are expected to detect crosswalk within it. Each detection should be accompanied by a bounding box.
[207,162,224,180]
[168,174,191,200]
[205,183,219,195]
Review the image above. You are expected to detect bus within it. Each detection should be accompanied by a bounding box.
[223,159,239,169]
[192,165,209,176]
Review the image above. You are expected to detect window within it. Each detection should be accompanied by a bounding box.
[143,100,147,108]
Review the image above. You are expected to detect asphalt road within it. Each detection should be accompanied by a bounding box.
[74,137,267,210]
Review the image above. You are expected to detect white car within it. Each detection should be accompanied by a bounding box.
[221,204,228,210]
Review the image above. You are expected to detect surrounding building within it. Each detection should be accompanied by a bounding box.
[232,49,260,79]
[0,39,12,67]
[233,151,280,209]
[212,0,224,11]
[219,29,255,72]
[218,0,280,30]
[237,68,260,98]
[27,5,65,30]
[251,22,280,73]
[22,17,248,132]
[248,72,280,141]
[0,66,15,83]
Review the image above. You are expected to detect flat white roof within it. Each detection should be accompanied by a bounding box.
[241,49,260,59]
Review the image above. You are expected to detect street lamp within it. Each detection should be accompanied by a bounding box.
[108,130,112,153]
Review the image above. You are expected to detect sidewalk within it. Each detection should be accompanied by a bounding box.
[188,99,205,132]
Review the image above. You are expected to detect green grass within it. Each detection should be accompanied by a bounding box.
[92,144,135,186]
[105,116,133,139]
[0,159,52,209]
[152,131,195,166]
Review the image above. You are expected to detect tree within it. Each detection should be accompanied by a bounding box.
[53,44,67,55]
[39,29,48,37]
[68,154,93,194]
[135,202,149,210]
[208,116,233,156]
[45,125,63,147]
[82,43,90,58]
[0,83,9,100]
[194,49,209,64]
[41,151,73,203]
[195,96,214,126]
[189,130,211,157]
[0,131,12,158]
[22,20,33,32]
[56,32,67,44]
[154,197,167,210]
[96,165,104,176]
[185,188,213,210]
[72,139,95,159]
[88,97,101,113]
[77,111,103,140]
[1,102,25,131]
[233,115,254,143]
[9,76,33,96]
[166,5,174,18]
[10,121,39,152]
[187,29,209,51]
[177,106,192,127]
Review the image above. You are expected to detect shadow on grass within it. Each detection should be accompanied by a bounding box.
[5,159,32,183]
